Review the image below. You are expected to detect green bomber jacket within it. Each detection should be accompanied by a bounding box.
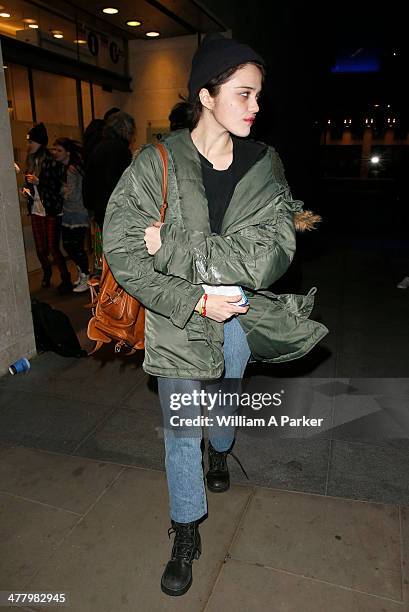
[103,128,328,379]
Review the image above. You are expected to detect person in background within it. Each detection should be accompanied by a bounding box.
[168,101,190,131]
[82,107,121,169]
[24,122,72,293]
[53,138,90,293]
[83,111,135,230]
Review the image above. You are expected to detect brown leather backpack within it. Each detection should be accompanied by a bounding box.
[86,142,168,355]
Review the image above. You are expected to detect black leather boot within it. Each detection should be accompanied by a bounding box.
[41,267,52,288]
[206,441,230,493]
[206,441,249,493]
[161,520,201,596]
[57,273,73,294]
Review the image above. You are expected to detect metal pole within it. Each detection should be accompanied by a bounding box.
[27,66,36,123]
[89,81,95,120]
[76,79,84,135]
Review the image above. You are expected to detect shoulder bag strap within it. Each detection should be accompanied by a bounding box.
[154,142,169,223]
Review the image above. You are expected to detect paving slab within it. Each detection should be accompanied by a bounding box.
[0,390,118,451]
[0,441,12,457]
[240,375,334,439]
[332,392,409,451]
[0,352,78,390]
[1,607,35,612]
[206,559,404,611]
[229,488,402,600]
[336,351,409,378]
[400,506,409,605]
[74,375,164,468]
[227,434,331,495]
[327,440,409,505]
[338,320,409,359]
[0,447,123,514]
[26,467,253,611]
[0,351,145,407]
[0,492,80,590]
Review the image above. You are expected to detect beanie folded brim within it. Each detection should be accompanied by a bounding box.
[188,34,265,100]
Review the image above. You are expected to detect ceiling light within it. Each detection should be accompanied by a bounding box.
[3,65,8,68]
[146,31,160,37]
[29,23,39,28]
[0,12,11,17]
[23,18,36,23]
[51,30,64,38]
[126,20,141,27]
[102,7,118,14]
[54,33,63,38]
[74,39,87,44]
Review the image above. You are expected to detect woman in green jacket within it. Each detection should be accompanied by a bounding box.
[103,34,327,597]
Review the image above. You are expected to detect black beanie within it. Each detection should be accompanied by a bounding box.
[27,122,48,146]
[188,33,265,100]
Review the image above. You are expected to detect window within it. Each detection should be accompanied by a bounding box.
[92,84,123,119]
[3,64,32,122]
[32,70,78,127]
[81,81,93,128]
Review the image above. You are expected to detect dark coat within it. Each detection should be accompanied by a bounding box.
[25,149,64,216]
[83,119,105,167]
[83,133,132,228]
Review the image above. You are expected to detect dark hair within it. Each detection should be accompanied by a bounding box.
[54,137,84,171]
[184,61,265,130]
[169,101,190,131]
[104,107,120,121]
[104,111,135,143]
[25,144,47,175]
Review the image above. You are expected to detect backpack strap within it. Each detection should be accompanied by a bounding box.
[155,142,168,223]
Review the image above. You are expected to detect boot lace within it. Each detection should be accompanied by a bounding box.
[209,444,249,479]
[168,523,197,562]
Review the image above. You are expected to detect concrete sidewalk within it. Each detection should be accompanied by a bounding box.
[1,233,409,610]
[0,443,408,612]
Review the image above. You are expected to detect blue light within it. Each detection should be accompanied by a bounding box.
[331,48,381,73]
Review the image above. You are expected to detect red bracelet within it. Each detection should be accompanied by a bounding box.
[202,293,208,317]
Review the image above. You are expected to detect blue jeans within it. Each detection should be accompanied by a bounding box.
[158,316,251,523]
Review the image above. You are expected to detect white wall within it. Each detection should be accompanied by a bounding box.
[0,43,36,375]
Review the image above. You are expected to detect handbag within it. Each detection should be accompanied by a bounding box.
[86,142,168,355]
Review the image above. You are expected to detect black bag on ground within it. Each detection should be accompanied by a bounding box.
[31,300,87,358]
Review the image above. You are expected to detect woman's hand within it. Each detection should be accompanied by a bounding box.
[26,173,39,185]
[144,221,163,255]
[195,294,249,322]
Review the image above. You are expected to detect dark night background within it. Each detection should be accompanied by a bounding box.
[204,0,408,205]
[200,0,409,370]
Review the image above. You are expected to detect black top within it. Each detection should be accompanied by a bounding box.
[198,136,267,234]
